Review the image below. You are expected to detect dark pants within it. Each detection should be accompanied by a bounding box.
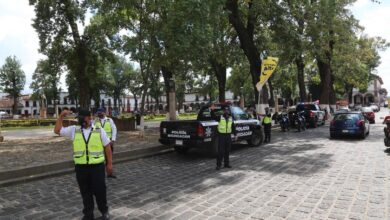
[217,133,232,168]
[75,163,108,218]
[264,124,271,142]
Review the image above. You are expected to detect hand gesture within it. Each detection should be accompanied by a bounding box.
[60,109,71,118]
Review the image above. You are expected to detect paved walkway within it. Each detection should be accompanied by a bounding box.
[1,110,390,219]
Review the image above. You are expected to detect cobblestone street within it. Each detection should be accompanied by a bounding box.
[1,117,390,219]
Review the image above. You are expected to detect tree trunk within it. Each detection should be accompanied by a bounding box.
[140,87,147,113]
[161,66,173,108]
[296,55,307,102]
[210,58,227,103]
[317,59,331,104]
[13,96,18,115]
[225,0,264,104]
[329,74,336,105]
[133,93,138,111]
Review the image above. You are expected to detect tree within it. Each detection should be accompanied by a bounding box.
[104,57,134,112]
[30,59,60,105]
[0,56,26,114]
[30,0,108,108]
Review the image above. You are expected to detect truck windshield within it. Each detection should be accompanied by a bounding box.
[231,107,248,120]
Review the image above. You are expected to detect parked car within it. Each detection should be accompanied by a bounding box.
[384,101,388,108]
[159,104,263,155]
[295,103,326,128]
[361,107,375,124]
[330,112,370,139]
[369,103,380,112]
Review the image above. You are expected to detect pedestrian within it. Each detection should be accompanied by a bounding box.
[216,107,234,170]
[94,108,117,178]
[54,109,112,220]
[263,112,272,143]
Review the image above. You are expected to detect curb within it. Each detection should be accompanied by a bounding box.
[0,145,173,187]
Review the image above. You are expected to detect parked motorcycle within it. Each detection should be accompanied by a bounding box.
[277,112,290,132]
[293,111,306,132]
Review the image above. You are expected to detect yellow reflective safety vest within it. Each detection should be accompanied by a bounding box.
[218,116,233,134]
[95,118,112,139]
[263,116,272,124]
[73,128,105,165]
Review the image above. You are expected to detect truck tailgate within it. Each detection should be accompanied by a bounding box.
[160,120,200,139]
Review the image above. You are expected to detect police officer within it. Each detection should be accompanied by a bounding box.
[216,107,234,170]
[95,108,117,178]
[263,112,272,143]
[54,109,112,220]
[94,108,117,152]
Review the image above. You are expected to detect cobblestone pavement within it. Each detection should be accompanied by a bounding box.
[0,129,159,171]
[1,111,390,220]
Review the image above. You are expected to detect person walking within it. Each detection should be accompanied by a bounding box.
[95,108,118,178]
[216,107,234,170]
[263,112,272,143]
[54,109,112,220]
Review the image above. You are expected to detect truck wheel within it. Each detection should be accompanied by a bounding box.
[248,130,263,147]
[174,146,189,154]
[311,118,318,128]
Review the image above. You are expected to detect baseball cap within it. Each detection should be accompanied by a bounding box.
[78,109,91,117]
[97,108,105,113]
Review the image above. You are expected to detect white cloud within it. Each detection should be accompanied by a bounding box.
[0,0,43,93]
[351,1,390,93]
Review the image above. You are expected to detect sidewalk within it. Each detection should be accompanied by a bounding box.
[0,128,171,186]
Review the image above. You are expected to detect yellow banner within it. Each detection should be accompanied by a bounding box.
[256,57,279,91]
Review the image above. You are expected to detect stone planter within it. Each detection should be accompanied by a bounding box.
[112,118,136,131]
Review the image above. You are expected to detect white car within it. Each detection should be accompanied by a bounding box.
[369,104,379,112]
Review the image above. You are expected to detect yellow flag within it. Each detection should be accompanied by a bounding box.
[256,57,279,91]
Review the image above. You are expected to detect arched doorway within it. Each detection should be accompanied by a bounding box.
[364,93,374,105]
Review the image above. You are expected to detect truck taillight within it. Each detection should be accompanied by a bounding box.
[330,120,335,126]
[160,125,167,134]
[310,111,315,118]
[197,125,205,137]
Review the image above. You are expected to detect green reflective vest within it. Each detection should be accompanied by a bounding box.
[218,117,233,134]
[95,118,112,139]
[263,116,272,124]
[73,128,105,165]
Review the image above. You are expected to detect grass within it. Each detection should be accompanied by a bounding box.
[144,114,197,122]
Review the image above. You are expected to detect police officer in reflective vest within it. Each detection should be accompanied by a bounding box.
[94,108,117,178]
[54,109,112,220]
[94,108,117,152]
[216,108,234,170]
[263,112,272,143]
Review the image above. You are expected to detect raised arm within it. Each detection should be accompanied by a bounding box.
[54,110,70,135]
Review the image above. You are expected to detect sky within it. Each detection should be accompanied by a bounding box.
[0,0,389,94]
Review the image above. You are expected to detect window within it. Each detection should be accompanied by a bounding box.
[25,101,29,107]
[33,110,37,115]
[71,99,75,105]
[63,97,68,105]
[33,101,37,107]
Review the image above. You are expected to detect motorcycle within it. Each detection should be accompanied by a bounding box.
[293,111,306,132]
[383,116,390,146]
[277,112,290,132]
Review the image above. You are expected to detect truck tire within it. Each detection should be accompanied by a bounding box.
[174,146,189,154]
[248,130,263,147]
[311,118,318,128]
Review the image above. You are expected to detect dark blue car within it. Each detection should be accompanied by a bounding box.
[330,112,370,139]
